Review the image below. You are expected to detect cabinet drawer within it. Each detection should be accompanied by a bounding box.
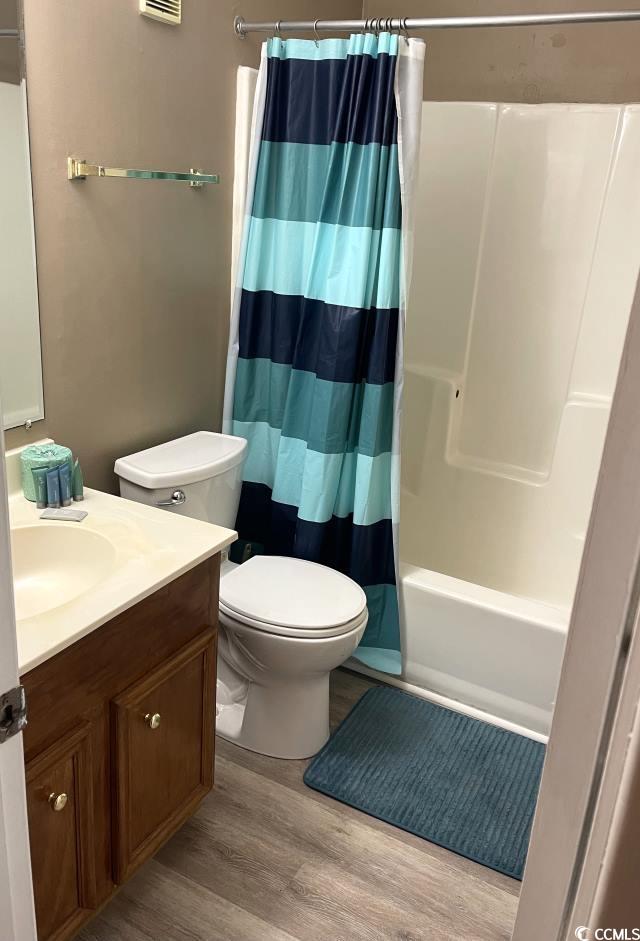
[26,723,97,941]
[111,629,216,882]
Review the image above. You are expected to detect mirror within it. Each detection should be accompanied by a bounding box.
[0,0,44,430]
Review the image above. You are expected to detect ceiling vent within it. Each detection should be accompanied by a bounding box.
[139,0,181,25]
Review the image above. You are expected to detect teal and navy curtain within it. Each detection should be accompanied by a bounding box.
[225,34,424,675]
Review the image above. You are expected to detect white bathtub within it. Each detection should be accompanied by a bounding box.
[350,101,640,740]
[402,566,567,736]
[350,565,568,740]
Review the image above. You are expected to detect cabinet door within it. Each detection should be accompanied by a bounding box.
[111,629,215,882]
[26,723,97,941]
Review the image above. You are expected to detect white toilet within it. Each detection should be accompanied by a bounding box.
[114,431,368,759]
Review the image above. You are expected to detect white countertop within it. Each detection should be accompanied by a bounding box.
[9,485,236,675]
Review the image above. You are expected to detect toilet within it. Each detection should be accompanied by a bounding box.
[114,431,368,759]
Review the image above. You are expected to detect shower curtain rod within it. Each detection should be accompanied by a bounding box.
[234,10,640,36]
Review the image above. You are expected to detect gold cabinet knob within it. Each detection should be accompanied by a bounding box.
[144,712,161,730]
[48,792,68,812]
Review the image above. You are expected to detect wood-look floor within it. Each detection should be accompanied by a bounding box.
[78,670,519,941]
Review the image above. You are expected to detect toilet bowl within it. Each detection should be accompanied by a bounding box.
[115,432,368,759]
[217,555,368,758]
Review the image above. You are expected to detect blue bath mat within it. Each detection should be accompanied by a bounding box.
[304,686,545,879]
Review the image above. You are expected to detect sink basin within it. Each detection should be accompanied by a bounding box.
[11,524,117,621]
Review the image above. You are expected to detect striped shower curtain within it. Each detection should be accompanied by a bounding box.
[224,32,425,674]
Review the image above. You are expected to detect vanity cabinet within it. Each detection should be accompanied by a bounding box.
[21,556,219,941]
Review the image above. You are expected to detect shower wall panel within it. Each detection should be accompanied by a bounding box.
[403,103,640,608]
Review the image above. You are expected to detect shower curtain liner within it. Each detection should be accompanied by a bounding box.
[224,32,425,675]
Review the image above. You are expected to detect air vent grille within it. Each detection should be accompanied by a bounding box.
[139,0,181,25]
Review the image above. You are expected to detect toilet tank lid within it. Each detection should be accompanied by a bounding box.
[114,431,247,489]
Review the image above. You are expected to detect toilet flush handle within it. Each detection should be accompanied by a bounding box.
[156,489,187,507]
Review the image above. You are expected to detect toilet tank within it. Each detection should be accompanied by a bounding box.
[114,431,247,528]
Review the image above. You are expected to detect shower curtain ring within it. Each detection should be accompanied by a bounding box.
[401,17,410,45]
[313,19,320,46]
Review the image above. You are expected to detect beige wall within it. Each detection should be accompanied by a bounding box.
[363,0,640,101]
[5,0,358,491]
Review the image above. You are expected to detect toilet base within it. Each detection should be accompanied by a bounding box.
[216,663,331,759]
[215,605,368,760]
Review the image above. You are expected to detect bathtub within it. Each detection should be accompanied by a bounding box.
[401,566,566,738]
[349,101,640,740]
[349,562,568,741]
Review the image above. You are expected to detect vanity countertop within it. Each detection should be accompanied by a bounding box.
[9,485,236,675]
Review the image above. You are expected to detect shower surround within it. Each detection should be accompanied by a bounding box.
[233,80,640,738]
[383,102,640,737]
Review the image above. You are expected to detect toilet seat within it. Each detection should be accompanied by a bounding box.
[219,603,369,639]
[219,556,368,639]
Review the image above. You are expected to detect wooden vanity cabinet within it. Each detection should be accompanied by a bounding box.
[21,556,219,941]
